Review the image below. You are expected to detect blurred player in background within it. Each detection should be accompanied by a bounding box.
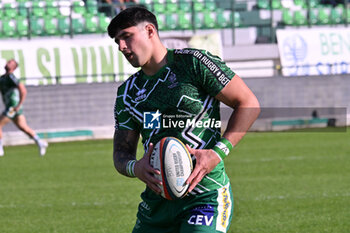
[0,59,48,157]
[108,7,260,233]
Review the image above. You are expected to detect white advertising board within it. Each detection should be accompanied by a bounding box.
[0,36,137,85]
[276,28,350,76]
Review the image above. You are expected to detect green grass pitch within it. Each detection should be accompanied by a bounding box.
[0,128,349,233]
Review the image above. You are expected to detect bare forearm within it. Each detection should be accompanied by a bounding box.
[113,129,140,177]
[114,151,136,176]
[215,75,261,146]
[223,100,260,146]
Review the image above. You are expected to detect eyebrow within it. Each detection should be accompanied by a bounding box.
[115,31,131,44]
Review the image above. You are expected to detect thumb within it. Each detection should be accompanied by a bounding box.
[186,144,196,156]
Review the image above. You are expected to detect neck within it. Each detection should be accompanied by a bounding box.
[141,44,168,76]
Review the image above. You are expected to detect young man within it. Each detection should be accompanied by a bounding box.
[108,7,260,233]
[0,59,48,156]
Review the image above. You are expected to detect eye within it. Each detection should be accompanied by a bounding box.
[115,31,133,46]
[123,34,131,41]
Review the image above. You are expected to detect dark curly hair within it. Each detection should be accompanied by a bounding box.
[107,6,159,38]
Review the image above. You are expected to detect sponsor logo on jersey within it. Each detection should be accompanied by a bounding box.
[174,49,195,55]
[193,51,231,87]
[175,49,231,87]
[187,204,214,226]
[140,201,151,211]
[143,110,161,129]
[167,72,178,89]
[135,88,147,101]
[216,141,230,156]
[220,187,230,228]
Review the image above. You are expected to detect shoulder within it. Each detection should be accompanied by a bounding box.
[116,71,141,95]
[0,73,19,85]
[8,73,20,85]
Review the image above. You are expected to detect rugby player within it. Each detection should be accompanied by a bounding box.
[0,59,48,156]
[108,7,260,233]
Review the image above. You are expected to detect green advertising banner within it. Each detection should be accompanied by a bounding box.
[0,36,137,85]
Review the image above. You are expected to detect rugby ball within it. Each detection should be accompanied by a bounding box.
[150,137,193,200]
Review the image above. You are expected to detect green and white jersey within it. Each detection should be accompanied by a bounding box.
[0,73,20,108]
[115,48,235,194]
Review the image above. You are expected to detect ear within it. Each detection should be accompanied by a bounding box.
[145,23,157,38]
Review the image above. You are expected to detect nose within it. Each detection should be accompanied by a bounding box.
[118,40,127,52]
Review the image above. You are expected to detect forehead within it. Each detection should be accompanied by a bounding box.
[7,60,16,66]
[115,24,143,39]
[114,22,149,39]
[115,25,139,38]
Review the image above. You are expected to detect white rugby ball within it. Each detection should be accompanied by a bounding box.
[149,137,193,200]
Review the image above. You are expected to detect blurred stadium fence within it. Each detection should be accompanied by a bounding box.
[0,0,350,42]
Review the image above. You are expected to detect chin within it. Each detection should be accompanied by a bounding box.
[130,63,141,68]
[129,60,141,68]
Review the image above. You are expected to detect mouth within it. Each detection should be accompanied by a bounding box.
[124,52,133,60]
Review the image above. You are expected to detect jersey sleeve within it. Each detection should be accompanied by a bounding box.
[114,83,140,131]
[192,50,235,97]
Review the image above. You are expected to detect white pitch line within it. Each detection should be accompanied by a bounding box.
[0,201,105,209]
[247,192,350,201]
[239,156,305,163]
